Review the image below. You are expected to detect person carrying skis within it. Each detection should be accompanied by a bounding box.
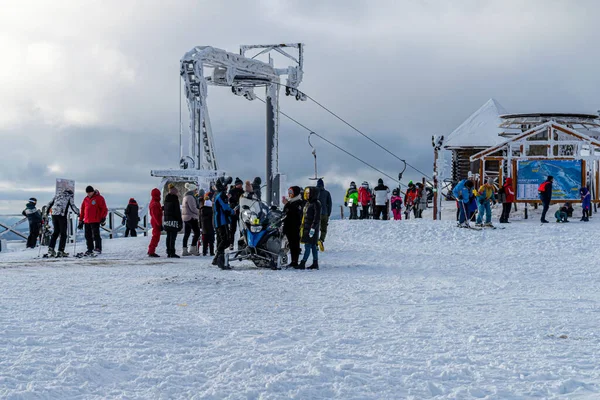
[227,178,244,250]
[22,197,42,248]
[475,178,496,227]
[296,186,321,270]
[46,188,79,257]
[163,184,183,258]
[358,181,372,219]
[123,198,140,237]
[390,189,403,220]
[283,186,304,267]
[147,188,163,257]
[580,186,591,222]
[181,183,200,256]
[452,179,474,227]
[78,186,108,256]
[404,181,418,219]
[316,179,332,251]
[200,196,215,256]
[344,182,359,220]
[499,177,515,223]
[373,178,390,220]
[538,175,553,223]
[213,176,235,269]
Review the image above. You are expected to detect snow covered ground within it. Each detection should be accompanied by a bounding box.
[2,210,600,399]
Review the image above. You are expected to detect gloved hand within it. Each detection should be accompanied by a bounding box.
[100,217,106,226]
[457,195,463,200]
[78,221,84,230]
[344,202,347,207]
[160,225,164,232]
[309,228,315,238]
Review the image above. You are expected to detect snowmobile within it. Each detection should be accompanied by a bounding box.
[224,198,288,269]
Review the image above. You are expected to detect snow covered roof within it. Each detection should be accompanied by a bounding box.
[444,98,508,149]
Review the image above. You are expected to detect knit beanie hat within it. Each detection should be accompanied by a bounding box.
[185,182,197,191]
[234,177,243,186]
[28,197,37,204]
[85,185,94,193]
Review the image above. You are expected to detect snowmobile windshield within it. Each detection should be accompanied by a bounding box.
[241,201,270,225]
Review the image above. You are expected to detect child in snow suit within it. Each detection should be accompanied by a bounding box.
[163,184,183,258]
[124,198,140,237]
[390,189,403,220]
[22,197,42,248]
[296,186,321,270]
[79,186,108,255]
[555,207,569,223]
[181,183,200,256]
[580,187,591,222]
[200,198,215,256]
[283,186,304,267]
[358,182,372,219]
[344,182,359,220]
[148,188,163,257]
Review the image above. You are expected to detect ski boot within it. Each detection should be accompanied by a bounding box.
[294,260,306,270]
[94,248,102,254]
[84,250,95,257]
[484,222,494,228]
[307,261,319,270]
[56,251,69,258]
[47,247,56,257]
[217,254,230,270]
[148,253,160,258]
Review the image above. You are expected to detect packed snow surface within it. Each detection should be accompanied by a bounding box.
[1,216,600,399]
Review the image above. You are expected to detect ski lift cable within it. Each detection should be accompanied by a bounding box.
[255,96,404,188]
[273,82,432,180]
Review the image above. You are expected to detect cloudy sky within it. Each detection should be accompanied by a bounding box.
[1,0,599,213]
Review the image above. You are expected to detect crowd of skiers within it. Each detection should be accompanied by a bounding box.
[344,179,428,220]
[452,175,592,227]
[145,177,332,270]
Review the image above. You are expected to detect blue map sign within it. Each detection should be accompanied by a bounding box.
[516,160,582,201]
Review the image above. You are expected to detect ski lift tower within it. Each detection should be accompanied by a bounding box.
[151,43,305,206]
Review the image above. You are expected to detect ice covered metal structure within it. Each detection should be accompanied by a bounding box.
[151,44,305,205]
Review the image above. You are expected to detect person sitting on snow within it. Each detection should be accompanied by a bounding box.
[555,206,570,223]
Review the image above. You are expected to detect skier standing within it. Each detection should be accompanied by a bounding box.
[213,177,235,269]
[390,189,403,220]
[296,186,321,270]
[123,198,140,237]
[282,186,304,267]
[163,184,182,258]
[200,197,215,256]
[147,188,163,257]
[22,198,42,248]
[414,182,427,218]
[538,175,553,223]
[316,179,332,251]
[452,179,474,227]
[181,183,200,256]
[404,181,418,219]
[46,189,79,257]
[227,178,244,250]
[344,182,359,220]
[580,186,591,222]
[498,178,515,223]
[475,179,496,227]
[373,178,390,220]
[358,182,372,219]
